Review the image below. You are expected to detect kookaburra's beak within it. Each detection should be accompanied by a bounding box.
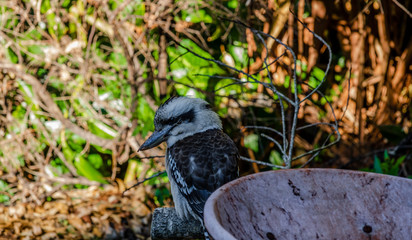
[138,125,173,151]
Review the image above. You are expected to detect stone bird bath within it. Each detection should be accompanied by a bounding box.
[204,169,412,240]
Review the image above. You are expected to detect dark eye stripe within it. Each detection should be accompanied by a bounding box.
[159,108,195,126]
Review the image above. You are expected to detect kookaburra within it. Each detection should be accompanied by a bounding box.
[139,96,239,224]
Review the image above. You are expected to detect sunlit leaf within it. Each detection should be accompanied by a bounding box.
[167,39,226,95]
[228,45,247,67]
[228,0,238,9]
[309,67,325,88]
[41,0,51,14]
[269,150,283,166]
[87,120,117,139]
[244,134,259,152]
[74,156,107,183]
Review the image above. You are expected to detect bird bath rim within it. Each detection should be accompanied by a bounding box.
[203,168,412,240]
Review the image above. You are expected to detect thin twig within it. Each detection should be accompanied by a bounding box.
[240,156,288,169]
[122,170,167,196]
[392,0,412,18]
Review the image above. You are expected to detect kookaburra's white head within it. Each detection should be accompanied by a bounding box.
[139,97,222,150]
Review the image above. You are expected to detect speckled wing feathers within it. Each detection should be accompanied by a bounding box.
[166,129,239,219]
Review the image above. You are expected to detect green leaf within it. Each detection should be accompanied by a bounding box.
[383,150,389,162]
[182,9,212,23]
[373,155,383,174]
[308,76,319,88]
[228,0,238,9]
[62,0,72,8]
[67,133,87,152]
[320,96,332,105]
[88,154,103,169]
[0,180,11,204]
[6,48,18,64]
[298,60,308,72]
[335,74,342,81]
[4,17,18,29]
[214,77,243,96]
[12,105,26,122]
[167,39,225,94]
[228,45,247,67]
[50,158,70,175]
[387,154,405,176]
[62,144,76,163]
[133,1,145,25]
[337,56,345,68]
[309,67,325,88]
[74,156,108,183]
[154,187,170,206]
[28,45,44,56]
[87,120,116,139]
[17,79,38,108]
[92,145,112,155]
[269,150,283,166]
[0,180,10,192]
[244,134,259,152]
[41,0,51,14]
[134,95,155,137]
[23,29,42,40]
[283,75,290,88]
[312,67,325,80]
[109,52,128,70]
[394,155,406,168]
[46,13,57,37]
[207,25,222,42]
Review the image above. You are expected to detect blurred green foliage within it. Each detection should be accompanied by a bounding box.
[244,134,259,152]
[1,0,410,208]
[362,150,409,178]
[0,180,12,204]
[1,0,255,204]
[167,39,226,98]
[373,151,404,176]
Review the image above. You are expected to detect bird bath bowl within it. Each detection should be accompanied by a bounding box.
[204,169,412,240]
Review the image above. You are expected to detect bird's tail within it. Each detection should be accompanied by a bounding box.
[204,228,210,240]
[200,219,211,240]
